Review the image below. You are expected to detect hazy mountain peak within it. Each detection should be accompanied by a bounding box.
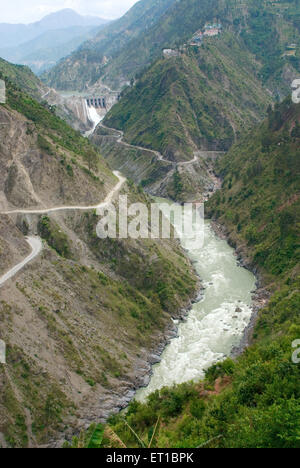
[0,8,111,71]
[0,9,109,49]
[33,8,108,29]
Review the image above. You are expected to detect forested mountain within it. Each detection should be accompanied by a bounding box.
[89,0,299,202]
[1,0,300,450]
[44,0,299,92]
[0,58,89,132]
[104,33,271,161]
[0,58,48,100]
[209,98,300,280]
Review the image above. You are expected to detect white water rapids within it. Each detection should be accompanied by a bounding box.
[136,214,256,401]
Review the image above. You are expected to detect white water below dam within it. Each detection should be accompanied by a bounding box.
[85,104,104,136]
[136,213,256,401]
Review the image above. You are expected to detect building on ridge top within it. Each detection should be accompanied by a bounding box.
[203,22,222,37]
[189,22,222,46]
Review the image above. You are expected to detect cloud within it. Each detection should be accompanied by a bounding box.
[0,0,139,23]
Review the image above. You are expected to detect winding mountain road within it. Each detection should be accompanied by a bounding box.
[0,236,42,288]
[41,89,51,100]
[87,102,224,168]
[0,171,126,287]
[1,171,126,216]
[0,104,127,288]
[98,121,225,168]
[98,121,177,165]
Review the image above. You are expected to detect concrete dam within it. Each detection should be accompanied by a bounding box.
[86,97,107,109]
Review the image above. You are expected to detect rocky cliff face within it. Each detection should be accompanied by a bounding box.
[0,105,114,212]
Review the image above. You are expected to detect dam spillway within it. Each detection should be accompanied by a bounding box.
[86,97,107,109]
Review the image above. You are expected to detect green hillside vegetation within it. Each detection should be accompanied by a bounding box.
[0,58,47,100]
[104,33,271,161]
[98,0,298,201]
[100,0,300,91]
[207,98,300,281]
[0,57,86,132]
[0,71,112,181]
[81,99,300,449]
[44,0,299,92]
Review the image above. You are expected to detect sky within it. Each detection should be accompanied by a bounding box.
[0,0,139,23]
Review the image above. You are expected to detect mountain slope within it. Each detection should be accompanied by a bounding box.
[0,68,197,447]
[104,33,271,161]
[0,58,48,100]
[42,0,177,90]
[207,98,300,279]
[94,30,272,202]
[0,58,89,132]
[90,0,299,202]
[43,0,300,93]
[100,98,300,449]
[104,0,300,93]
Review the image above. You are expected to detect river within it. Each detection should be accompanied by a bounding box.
[84,104,257,404]
[136,213,256,401]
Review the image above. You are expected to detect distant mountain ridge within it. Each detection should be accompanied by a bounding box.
[0,26,104,74]
[0,9,108,48]
[0,9,110,74]
[27,8,107,30]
